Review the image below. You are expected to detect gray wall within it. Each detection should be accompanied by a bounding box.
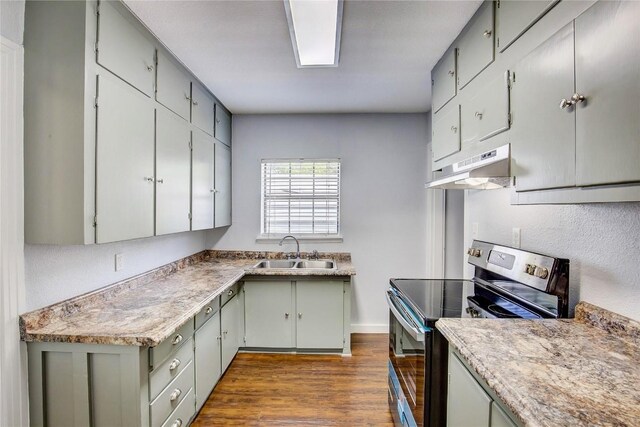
[464,189,640,320]
[207,114,430,331]
[1,0,25,44]
[25,231,207,310]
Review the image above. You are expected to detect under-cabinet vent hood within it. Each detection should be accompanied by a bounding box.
[426,144,511,190]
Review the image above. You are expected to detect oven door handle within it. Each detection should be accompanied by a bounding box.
[386,291,424,342]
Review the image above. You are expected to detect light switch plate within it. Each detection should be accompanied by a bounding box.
[512,227,521,248]
[115,253,124,272]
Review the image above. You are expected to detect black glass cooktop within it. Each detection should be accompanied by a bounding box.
[390,278,468,323]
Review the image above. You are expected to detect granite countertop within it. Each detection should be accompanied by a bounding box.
[20,250,355,347]
[436,302,640,427]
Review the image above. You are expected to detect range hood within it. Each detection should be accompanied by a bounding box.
[425,144,511,190]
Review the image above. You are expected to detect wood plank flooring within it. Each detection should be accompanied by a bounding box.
[192,334,393,426]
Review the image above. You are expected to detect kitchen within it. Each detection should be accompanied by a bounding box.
[2,2,640,425]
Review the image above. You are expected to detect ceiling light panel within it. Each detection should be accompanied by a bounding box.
[285,0,343,67]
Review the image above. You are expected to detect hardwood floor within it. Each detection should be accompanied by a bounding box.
[192,334,393,426]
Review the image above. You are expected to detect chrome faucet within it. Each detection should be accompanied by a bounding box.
[279,235,300,259]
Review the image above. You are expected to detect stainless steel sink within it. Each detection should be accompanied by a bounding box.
[253,260,297,269]
[252,259,336,270]
[295,260,335,269]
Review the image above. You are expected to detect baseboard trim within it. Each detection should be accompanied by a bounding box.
[351,324,388,334]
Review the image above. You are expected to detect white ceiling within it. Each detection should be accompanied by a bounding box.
[124,0,482,114]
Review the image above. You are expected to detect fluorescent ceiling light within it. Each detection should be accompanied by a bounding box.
[284,0,343,68]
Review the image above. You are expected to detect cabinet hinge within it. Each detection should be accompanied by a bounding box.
[94,41,99,53]
[497,37,500,48]
[508,112,512,126]
[94,96,98,109]
[243,336,247,343]
[96,2,100,16]
[496,0,500,8]
[188,212,192,220]
[343,337,346,344]
[93,215,97,227]
[188,140,193,150]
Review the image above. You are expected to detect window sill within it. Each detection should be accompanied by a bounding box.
[256,234,344,244]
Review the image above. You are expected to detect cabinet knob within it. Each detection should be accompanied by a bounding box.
[172,334,183,346]
[298,313,303,319]
[450,126,458,133]
[571,93,586,105]
[185,94,191,100]
[216,118,221,124]
[192,100,199,106]
[156,178,164,184]
[475,112,483,119]
[171,419,183,427]
[205,306,213,315]
[144,176,154,183]
[483,30,492,38]
[169,388,182,402]
[228,289,234,296]
[223,330,228,337]
[559,98,574,109]
[146,64,154,71]
[448,70,454,77]
[168,358,181,371]
[284,313,289,319]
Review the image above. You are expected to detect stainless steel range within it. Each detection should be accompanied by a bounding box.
[387,240,570,427]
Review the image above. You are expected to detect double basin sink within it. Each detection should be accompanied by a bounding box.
[253,259,336,270]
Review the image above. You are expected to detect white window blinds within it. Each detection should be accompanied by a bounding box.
[261,159,341,236]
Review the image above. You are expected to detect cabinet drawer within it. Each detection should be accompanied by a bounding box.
[431,47,457,113]
[150,360,194,427]
[195,297,221,330]
[221,282,240,307]
[97,1,155,96]
[150,320,195,369]
[156,50,192,121]
[457,2,494,90]
[461,71,510,147]
[432,104,461,162]
[191,83,214,135]
[161,388,195,427]
[214,103,232,147]
[150,336,194,400]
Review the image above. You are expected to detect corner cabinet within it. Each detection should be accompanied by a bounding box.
[24,0,232,245]
[447,349,520,427]
[243,277,352,354]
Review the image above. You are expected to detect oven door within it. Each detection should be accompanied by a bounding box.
[387,289,426,427]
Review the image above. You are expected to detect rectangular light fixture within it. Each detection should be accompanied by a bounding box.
[284,0,344,68]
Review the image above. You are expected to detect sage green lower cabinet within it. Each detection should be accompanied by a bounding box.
[447,348,520,427]
[221,291,243,373]
[194,310,221,411]
[243,278,351,354]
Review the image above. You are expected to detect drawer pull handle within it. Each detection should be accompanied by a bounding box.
[169,358,181,371]
[169,388,182,402]
[483,30,492,38]
[227,289,234,296]
[172,334,183,346]
[205,306,213,315]
[171,419,183,427]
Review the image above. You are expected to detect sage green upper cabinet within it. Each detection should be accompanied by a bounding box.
[97,1,156,97]
[431,47,457,113]
[96,75,155,244]
[574,0,640,186]
[214,103,232,147]
[511,24,576,192]
[495,0,557,53]
[156,51,191,121]
[191,83,215,136]
[456,2,494,90]
[191,129,215,231]
[461,71,511,147]
[244,281,294,348]
[156,108,192,236]
[214,143,232,228]
[432,104,461,162]
[296,280,344,349]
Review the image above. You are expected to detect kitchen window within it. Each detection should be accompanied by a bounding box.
[260,159,341,239]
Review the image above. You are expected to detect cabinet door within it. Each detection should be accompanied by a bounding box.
[431,47,457,113]
[96,75,155,244]
[191,83,214,136]
[195,311,221,411]
[447,354,491,427]
[156,51,191,121]
[457,2,494,90]
[97,1,155,97]
[575,0,640,186]
[191,129,215,230]
[496,1,557,52]
[221,296,241,373]
[214,143,232,228]
[296,281,344,349]
[462,71,510,147]
[156,108,191,236]
[244,281,293,348]
[490,402,516,427]
[214,103,232,147]
[432,104,461,162]
[512,24,575,192]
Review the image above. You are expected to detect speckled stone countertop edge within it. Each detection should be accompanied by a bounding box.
[20,250,355,347]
